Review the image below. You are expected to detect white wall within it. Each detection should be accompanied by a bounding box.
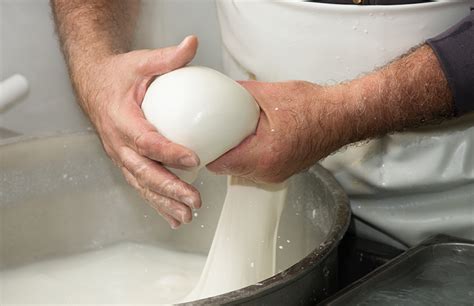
[0,0,222,138]
[136,0,223,71]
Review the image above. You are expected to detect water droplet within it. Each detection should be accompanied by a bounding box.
[270,128,275,132]
[194,212,198,217]
[352,25,357,30]
[279,245,284,250]
[312,209,316,219]
[250,262,255,268]
[286,240,291,243]
[200,224,204,228]
[274,107,279,111]
[364,29,368,34]
[62,174,68,179]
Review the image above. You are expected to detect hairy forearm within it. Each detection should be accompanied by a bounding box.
[335,44,454,145]
[51,0,139,62]
[51,0,140,111]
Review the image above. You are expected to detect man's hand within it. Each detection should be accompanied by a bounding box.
[81,37,202,229]
[51,0,202,228]
[208,45,454,183]
[207,81,349,183]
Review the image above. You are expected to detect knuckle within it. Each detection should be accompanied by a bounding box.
[135,132,171,161]
[134,163,150,184]
[158,178,180,197]
[133,132,148,155]
[143,187,159,205]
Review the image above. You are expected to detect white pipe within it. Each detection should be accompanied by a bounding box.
[0,74,29,111]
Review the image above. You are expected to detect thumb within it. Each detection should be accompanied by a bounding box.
[138,35,198,76]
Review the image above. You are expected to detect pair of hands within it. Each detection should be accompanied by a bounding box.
[79,36,343,228]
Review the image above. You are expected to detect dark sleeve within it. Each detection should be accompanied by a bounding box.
[427,10,474,116]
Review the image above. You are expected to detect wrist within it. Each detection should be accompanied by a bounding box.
[321,81,377,148]
[68,53,115,126]
[305,82,364,156]
[342,73,387,142]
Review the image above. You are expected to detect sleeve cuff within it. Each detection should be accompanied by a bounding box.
[427,10,474,116]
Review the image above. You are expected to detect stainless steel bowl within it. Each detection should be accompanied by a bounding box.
[0,132,350,304]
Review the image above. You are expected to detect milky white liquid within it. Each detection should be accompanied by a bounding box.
[1,179,287,304]
[184,176,287,301]
[0,242,206,304]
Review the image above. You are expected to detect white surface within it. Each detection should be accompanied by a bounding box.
[135,0,223,72]
[0,242,206,304]
[0,0,223,137]
[142,66,259,183]
[184,177,287,301]
[0,74,29,111]
[218,0,474,247]
[0,0,90,136]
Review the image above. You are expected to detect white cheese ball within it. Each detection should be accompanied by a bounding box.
[142,66,259,183]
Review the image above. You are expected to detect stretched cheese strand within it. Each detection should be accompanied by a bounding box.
[183,176,287,301]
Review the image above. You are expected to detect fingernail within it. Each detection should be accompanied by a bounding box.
[170,222,180,230]
[178,37,189,50]
[179,155,199,167]
[181,212,191,224]
[182,196,196,208]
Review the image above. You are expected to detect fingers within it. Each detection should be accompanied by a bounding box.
[115,104,200,168]
[120,146,201,209]
[121,167,184,229]
[134,128,200,168]
[114,142,199,228]
[138,35,198,77]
